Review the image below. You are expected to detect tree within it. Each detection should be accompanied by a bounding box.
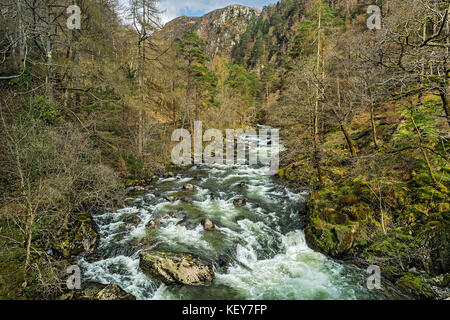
[176,30,217,131]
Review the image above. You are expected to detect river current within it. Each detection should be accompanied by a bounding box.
[78,130,399,300]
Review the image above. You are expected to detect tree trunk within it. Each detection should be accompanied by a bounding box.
[438,89,449,127]
[313,8,323,189]
[17,0,25,67]
[336,79,357,157]
[45,0,53,101]
[138,109,144,156]
[340,122,357,158]
[370,103,380,150]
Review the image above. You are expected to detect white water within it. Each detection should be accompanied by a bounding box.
[78,131,386,300]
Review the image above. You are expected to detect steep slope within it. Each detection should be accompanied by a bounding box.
[155,5,261,59]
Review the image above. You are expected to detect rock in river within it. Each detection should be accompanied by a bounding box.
[233,198,246,207]
[139,251,214,286]
[202,218,215,231]
[183,183,195,190]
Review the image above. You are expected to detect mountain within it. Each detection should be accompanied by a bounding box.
[155,5,261,59]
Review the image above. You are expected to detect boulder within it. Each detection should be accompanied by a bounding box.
[202,218,215,231]
[395,273,436,300]
[183,183,195,190]
[139,251,214,286]
[57,212,99,257]
[233,198,246,207]
[95,283,136,300]
[164,195,178,202]
[210,193,219,200]
[145,219,162,230]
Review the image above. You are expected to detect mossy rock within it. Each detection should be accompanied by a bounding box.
[55,213,99,258]
[395,273,435,299]
[415,218,450,274]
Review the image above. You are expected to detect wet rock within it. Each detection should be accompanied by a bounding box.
[183,183,195,190]
[125,186,135,192]
[237,182,246,188]
[146,219,162,230]
[202,218,215,231]
[210,193,219,200]
[233,198,246,207]
[171,211,186,220]
[59,282,135,300]
[139,251,215,286]
[164,195,178,202]
[124,197,135,205]
[176,218,197,230]
[95,284,136,300]
[126,185,146,193]
[235,215,246,222]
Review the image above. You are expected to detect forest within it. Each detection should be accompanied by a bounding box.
[0,0,448,300]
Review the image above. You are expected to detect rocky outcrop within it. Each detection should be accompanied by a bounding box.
[139,251,214,286]
[155,5,260,59]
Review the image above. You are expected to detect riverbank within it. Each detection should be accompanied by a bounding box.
[274,95,449,300]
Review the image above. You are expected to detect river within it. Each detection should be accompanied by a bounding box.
[78,129,401,300]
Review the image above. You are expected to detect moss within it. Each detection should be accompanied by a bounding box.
[437,202,449,213]
[396,273,435,299]
[277,167,287,178]
[0,248,26,299]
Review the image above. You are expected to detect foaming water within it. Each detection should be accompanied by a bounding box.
[79,130,390,300]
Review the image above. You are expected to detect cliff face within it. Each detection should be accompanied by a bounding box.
[156,5,261,59]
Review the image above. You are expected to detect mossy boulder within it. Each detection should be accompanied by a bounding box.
[395,273,435,300]
[304,186,375,257]
[139,250,214,286]
[56,212,99,258]
[415,215,450,274]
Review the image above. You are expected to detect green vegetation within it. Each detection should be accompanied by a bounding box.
[0,0,448,300]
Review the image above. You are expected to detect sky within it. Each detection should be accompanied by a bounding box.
[156,0,277,24]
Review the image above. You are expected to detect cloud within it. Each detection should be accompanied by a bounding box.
[157,0,276,24]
